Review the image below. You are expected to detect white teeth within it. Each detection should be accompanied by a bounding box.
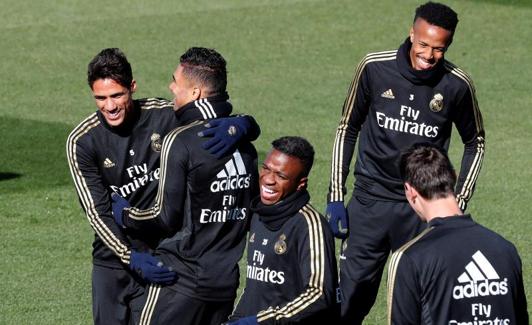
[262,186,275,194]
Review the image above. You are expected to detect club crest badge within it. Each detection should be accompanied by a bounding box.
[151,133,162,152]
[274,234,287,255]
[429,93,444,112]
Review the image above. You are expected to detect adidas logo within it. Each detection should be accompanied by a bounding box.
[453,251,508,300]
[381,89,395,99]
[210,150,251,192]
[103,158,115,168]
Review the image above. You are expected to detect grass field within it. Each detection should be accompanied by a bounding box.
[1,0,531,323]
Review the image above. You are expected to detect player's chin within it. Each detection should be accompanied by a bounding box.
[104,113,125,127]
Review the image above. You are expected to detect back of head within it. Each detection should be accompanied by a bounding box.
[414,1,459,35]
[87,48,133,89]
[179,47,227,96]
[400,143,456,200]
[272,136,315,177]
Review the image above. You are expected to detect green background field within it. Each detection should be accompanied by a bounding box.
[1,0,531,323]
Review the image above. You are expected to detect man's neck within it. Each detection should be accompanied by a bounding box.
[422,195,463,222]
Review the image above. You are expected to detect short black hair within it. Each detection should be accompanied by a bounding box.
[400,143,456,200]
[179,47,227,96]
[87,48,133,89]
[271,136,315,177]
[414,2,458,34]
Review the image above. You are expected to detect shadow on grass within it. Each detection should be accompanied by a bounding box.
[0,117,72,194]
[0,172,22,181]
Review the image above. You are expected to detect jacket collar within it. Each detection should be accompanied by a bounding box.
[251,190,310,231]
[175,92,232,125]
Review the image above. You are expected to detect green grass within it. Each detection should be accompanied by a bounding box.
[1,0,531,323]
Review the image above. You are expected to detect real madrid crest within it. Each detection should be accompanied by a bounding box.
[429,93,444,112]
[274,234,287,255]
[151,133,162,152]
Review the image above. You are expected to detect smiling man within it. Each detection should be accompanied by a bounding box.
[325,2,486,323]
[67,48,259,324]
[227,136,339,325]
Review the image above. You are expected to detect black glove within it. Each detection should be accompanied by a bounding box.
[129,250,177,285]
[198,116,251,158]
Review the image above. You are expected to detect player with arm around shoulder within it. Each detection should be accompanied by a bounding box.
[66,48,259,324]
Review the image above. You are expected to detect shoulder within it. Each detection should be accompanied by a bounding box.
[136,97,173,110]
[442,60,476,91]
[295,203,334,238]
[67,112,101,146]
[358,49,397,68]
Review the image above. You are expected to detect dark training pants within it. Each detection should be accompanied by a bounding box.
[92,264,146,325]
[138,284,234,325]
[339,195,425,324]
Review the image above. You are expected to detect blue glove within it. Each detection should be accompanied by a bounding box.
[129,250,177,285]
[226,316,258,325]
[326,201,349,239]
[111,192,130,228]
[198,116,251,158]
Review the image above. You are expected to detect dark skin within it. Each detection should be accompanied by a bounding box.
[259,149,307,205]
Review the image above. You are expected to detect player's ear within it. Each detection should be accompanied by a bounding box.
[296,177,308,191]
[409,27,414,43]
[130,80,137,93]
[191,86,201,101]
[404,182,416,202]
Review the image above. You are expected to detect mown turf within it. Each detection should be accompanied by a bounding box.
[1,0,530,323]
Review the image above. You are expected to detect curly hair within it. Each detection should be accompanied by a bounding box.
[272,136,315,177]
[414,2,459,34]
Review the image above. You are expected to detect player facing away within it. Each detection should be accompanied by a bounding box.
[66,48,258,324]
[227,136,339,325]
[325,2,485,323]
[112,47,259,325]
[387,143,528,324]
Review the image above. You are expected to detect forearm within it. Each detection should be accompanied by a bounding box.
[455,136,485,211]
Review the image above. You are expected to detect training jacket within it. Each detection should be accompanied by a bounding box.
[387,215,528,325]
[328,39,485,210]
[231,190,339,324]
[67,98,177,267]
[123,94,259,301]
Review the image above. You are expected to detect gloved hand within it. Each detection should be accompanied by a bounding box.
[198,116,251,158]
[326,201,349,239]
[111,192,130,228]
[129,250,177,285]
[225,316,258,325]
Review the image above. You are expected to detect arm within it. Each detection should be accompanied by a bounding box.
[199,115,261,158]
[451,73,485,211]
[257,208,337,324]
[387,253,421,325]
[123,129,188,236]
[66,128,132,264]
[326,58,371,237]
